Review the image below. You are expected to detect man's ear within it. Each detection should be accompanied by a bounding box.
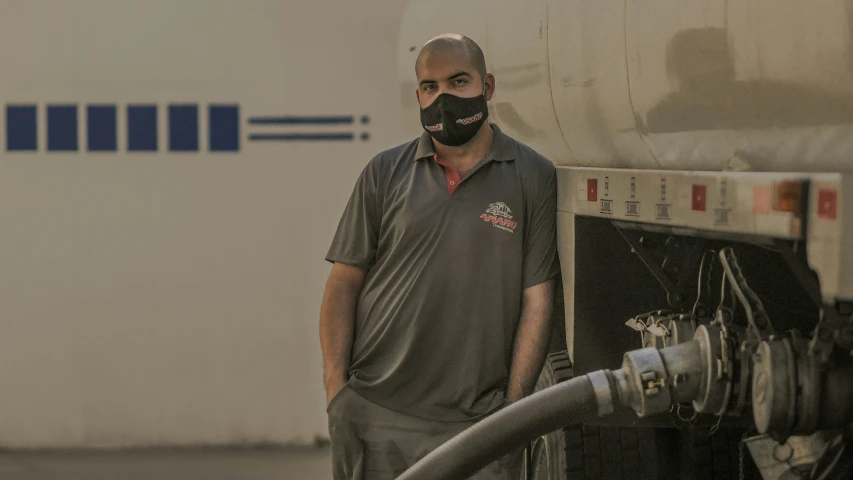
[484,73,496,102]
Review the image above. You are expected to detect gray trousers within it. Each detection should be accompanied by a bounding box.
[326,384,523,480]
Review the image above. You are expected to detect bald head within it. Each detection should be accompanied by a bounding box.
[414,33,495,110]
[416,33,487,80]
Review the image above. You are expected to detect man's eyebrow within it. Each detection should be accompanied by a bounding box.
[419,71,473,87]
[447,71,472,80]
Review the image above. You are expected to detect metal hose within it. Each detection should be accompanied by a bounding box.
[396,375,599,480]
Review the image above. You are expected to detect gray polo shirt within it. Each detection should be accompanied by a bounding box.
[325,123,559,422]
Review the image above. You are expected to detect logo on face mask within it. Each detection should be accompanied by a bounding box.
[420,91,489,147]
[456,112,483,126]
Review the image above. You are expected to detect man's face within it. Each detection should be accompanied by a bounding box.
[415,48,494,109]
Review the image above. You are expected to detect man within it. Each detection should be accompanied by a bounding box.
[319,33,560,479]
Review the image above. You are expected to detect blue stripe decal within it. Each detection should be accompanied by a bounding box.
[168,104,199,152]
[249,133,354,141]
[47,105,78,152]
[6,105,37,151]
[209,105,239,152]
[4,103,369,151]
[127,105,158,152]
[247,115,354,125]
[87,105,117,152]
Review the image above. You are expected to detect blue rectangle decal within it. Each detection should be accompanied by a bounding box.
[127,105,158,151]
[47,105,78,151]
[169,104,198,152]
[6,105,38,151]
[209,105,239,152]
[87,105,117,152]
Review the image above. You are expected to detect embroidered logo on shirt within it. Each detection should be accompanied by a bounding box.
[480,202,517,233]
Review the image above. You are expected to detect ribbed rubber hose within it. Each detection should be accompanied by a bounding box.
[396,374,599,480]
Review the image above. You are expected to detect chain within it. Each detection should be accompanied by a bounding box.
[708,413,725,436]
[809,309,845,365]
[720,248,775,342]
[676,404,698,423]
[739,437,745,480]
[717,270,728,315]
[738,428,755,480]
[693,250,716,316]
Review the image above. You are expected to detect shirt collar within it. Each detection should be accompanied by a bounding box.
[414,123,515,162]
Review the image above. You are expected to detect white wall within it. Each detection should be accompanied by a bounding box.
[0,0,409,448]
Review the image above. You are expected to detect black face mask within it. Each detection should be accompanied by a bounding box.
[419,90,489,147]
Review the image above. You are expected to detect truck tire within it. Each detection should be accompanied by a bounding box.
[528,351,674,480]
[527,351,573,480]
[563,423,668,480]
[678,427,761,480]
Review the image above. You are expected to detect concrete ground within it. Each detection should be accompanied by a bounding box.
[0,447,332,480]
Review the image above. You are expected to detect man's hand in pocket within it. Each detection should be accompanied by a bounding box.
[325,378,347,408]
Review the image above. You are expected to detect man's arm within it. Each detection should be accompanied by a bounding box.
[508,159,560,403]
[319,262,367,406]
[320,156,381,406]
[505,279,556,403]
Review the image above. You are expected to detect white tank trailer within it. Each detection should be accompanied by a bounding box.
[398,1,853,479]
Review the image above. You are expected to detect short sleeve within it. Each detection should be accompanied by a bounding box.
[522,164,560,289]
[325,159,382,271]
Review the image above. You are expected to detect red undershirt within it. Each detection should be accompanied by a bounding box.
[433,154,462,194]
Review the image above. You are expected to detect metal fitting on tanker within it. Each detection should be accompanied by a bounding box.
[614,339,705,417]
[618,348,671,417]
[610,314,747,419]
[752,330,853,442]
[691,323,736,416]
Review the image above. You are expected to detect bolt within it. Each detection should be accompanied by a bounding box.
[773,443,794,462]
[646,378,666,389]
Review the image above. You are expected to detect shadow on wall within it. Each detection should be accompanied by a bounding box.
[845,0,853,76]
[488,63,548,139]
[639,26,853,133]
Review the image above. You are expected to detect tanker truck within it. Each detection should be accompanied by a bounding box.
[0,0,850,477]
[396,1,853,479]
